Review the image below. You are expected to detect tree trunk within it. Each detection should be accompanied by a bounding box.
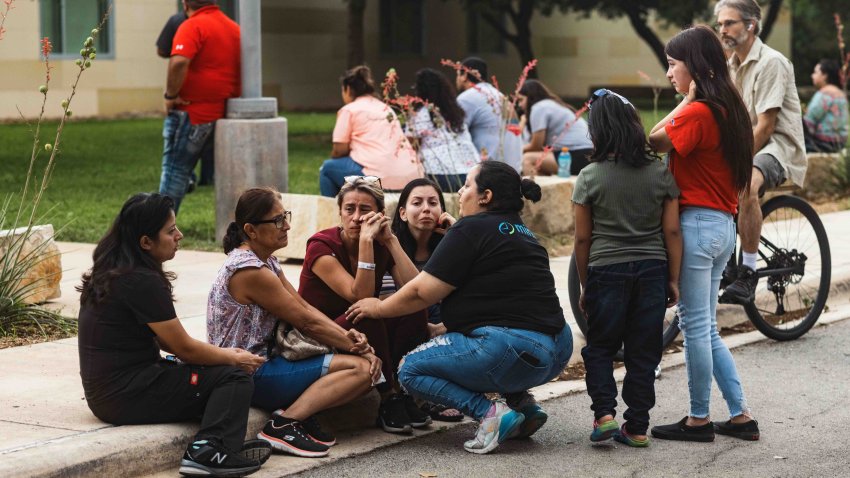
[479,0,538,77]
[759,0,783,43]
[347,0,366,68]
[622,5,668,73]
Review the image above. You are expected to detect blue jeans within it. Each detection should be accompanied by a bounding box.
[582,259,667,435]
[679,208,748,418]
[398,325,573,419]
[159,110,215,214]
[319,156,364,197]
[251,354,333,412]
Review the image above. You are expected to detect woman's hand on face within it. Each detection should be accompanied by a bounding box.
[346,297,382,324]
[686,80,697,102]
[345,329,373,355]
[374,215,394,245]
[362,352,383,385]
[228,347,265,374]
[359,212,383,241]
[434,212,457,235]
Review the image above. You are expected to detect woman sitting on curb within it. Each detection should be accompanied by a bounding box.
[298,176,432,435]
[207,187,381,458]
[347,161,573,454]
[77,193,269,478]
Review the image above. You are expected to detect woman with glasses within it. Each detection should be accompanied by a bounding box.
[573,89,681,447]
[517,79,593,176]
[298,176,431,435]
[319,65,421,197]
[207,187,381,458]
[648,25,759,442]
[347,161,573,454]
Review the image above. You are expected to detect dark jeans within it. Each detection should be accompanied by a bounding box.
[335,310,428,393]
[581,259,667,435]
[159,110,216,214]
[86,361,253,451]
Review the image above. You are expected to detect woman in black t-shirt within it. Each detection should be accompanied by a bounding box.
[77,193,268,478]
[347,161,574,455]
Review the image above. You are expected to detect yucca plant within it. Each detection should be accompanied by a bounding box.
[0,1,111,340]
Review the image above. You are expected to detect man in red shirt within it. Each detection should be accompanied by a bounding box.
[159,0,240,214]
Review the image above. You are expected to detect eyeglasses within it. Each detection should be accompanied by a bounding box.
[588,88,632,110]
[344,175,383,189]
[250,211,292,229]
[713,19,744,31]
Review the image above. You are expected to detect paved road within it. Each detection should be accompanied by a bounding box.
[292,319,850,478]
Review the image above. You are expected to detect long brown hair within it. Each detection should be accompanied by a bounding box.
[665,25,753,194]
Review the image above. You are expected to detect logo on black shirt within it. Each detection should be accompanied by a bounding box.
[498,221,535,238]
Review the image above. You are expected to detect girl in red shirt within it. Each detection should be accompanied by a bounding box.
[648,25,759,443]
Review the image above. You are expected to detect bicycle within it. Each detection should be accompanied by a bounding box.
[568,192,832,355]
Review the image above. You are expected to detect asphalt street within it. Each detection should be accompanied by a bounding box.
[293,318,850,478]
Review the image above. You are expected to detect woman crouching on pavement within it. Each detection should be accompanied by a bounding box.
[347,161,573,454]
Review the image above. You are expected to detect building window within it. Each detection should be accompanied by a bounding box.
[467,12,506,55]
[379,0,424,55]
[40,0,112,57]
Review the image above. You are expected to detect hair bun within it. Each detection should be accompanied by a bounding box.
[520,179,542,203]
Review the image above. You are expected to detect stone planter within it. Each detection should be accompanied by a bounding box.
[0,224,62,304]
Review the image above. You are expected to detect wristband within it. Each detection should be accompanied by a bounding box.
[357,261,376,270]
[164,92,178,100]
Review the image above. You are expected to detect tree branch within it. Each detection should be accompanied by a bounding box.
[622,4,668,72]
[759,0,783,42]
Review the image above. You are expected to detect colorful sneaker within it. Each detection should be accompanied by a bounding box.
[299,414,337,447]
[514,403,548,439]
[401,393,432,428]
[714,419,760,441]
[257,417,330,458]
[463,401,525,454]
[613,425,650,447]
[376,394,413,434]
[179,439,261,477]
[590,418,619,442]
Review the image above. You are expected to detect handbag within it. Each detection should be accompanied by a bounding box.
[271,321,333,361]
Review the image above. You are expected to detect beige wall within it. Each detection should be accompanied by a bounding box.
[0,0,792,119]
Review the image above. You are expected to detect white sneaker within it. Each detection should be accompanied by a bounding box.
[463,401,525,454]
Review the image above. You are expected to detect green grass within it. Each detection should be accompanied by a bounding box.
[0,109,663,251]
[0,112,336,251]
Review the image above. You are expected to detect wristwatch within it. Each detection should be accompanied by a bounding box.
[164,92,178,100]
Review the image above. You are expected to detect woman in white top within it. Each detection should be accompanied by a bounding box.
[407,68,480,192]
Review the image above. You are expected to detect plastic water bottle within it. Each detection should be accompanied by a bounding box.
[557,147,572,178]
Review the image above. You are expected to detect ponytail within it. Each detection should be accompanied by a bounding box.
[222,221,245,254]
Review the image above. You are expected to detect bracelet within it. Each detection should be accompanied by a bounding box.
[357,261,376,270]
[164,92,178,100]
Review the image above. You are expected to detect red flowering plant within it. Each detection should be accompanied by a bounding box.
[1,1,112,338]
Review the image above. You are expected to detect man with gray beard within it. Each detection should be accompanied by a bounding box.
[713,0,806,304]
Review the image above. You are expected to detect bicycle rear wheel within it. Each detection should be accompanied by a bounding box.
[744,195,831,340]
[568,253,680,358]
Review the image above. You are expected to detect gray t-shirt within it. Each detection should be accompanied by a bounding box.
[572,158,680,266]
[457,82,523,172]
[529,99,593,151]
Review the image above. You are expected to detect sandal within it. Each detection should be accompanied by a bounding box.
[420,402,464,422]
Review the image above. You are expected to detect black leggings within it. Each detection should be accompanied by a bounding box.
[87,361,253,451]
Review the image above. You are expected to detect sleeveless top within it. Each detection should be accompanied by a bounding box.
[207,248,282,357]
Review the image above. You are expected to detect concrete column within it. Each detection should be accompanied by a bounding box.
[215,0,288,241]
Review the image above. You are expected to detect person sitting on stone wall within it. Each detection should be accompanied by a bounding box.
[803,59,849,153]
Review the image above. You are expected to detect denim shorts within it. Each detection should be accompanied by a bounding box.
[753,153,787,195]
[251,354,333,411]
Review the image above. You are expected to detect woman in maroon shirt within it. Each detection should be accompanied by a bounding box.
[299,176,430,434]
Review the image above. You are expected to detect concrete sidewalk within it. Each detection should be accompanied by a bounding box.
[1,209,850,477]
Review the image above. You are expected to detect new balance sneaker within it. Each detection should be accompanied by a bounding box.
[239,439,272,465]
[376,394,413,434]
[651,417,714,442]
[590,418,620,442]
[463,401,525,454]
[723,265,758,304]
[514,403,548,439]
[613,425,650,447]
[714,419,760,441]
[179,439,261,477]
[257,417,330,458]
[401,393,432,428]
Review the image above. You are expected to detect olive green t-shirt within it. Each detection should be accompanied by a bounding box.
[572,157,679,266]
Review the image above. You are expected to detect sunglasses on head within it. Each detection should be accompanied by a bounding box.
[344,175,383,189]
[250,210,292,229]
[588,88,633,110]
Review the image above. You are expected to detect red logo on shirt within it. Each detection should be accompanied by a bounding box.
[190,373,199,386]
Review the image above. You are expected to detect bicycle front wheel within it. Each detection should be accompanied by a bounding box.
[745,195,831,340]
